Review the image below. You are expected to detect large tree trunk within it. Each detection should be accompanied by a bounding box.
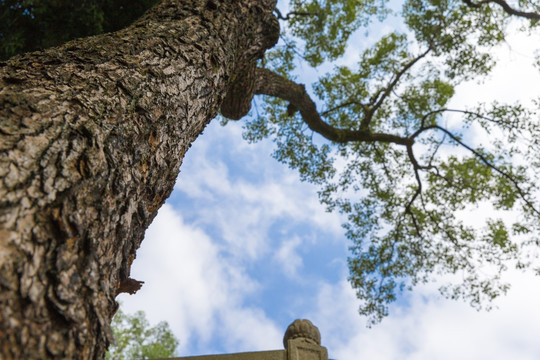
[0,0,278,358]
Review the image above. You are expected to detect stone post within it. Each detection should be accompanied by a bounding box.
[283,319,328,360]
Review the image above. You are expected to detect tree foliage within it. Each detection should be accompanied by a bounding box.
[247,0,540,324]
[106,307,179,360]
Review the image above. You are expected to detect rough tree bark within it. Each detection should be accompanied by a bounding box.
[0,0,278,358]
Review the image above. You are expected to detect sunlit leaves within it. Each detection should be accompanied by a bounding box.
[287,0,390,65]
[106,307,179,360]
[403,0,509,79]
[314,33,409,106]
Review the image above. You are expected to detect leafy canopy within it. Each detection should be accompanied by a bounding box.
[242,0,540,324]
[106,307,179,360]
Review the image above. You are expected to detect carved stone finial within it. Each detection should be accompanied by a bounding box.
[283,319,321,349]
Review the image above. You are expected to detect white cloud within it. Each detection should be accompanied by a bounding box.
[274,236,304,278]
[117,204,281,355]
[218,307,283,351]
[174,122,343,262]
[450,27,540,108]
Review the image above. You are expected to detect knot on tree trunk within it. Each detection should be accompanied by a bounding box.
[220,0,279,120]
[220,62,257,120]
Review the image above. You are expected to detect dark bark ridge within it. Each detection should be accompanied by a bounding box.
[0,0,278,359]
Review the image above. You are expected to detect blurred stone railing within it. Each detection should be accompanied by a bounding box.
[168,319,328,360]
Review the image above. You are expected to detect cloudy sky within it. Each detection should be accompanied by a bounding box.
[118,9,540,360]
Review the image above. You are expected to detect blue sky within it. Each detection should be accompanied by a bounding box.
[118,10,540,360]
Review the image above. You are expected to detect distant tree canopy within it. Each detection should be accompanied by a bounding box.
[106,307,179,360]
[0,0,159,61]
[3,0,540,325]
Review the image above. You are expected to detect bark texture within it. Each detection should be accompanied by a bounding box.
[0,0,278,358]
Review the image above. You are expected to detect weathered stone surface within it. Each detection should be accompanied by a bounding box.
[175,350,286,360]
[286,339,328,360]
[283,319,321,348]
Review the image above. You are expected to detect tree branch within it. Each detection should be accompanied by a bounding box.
[462,0,540,20]
[274,8,322,20]
[254,68,413,145]
[363,47,432,130]
[320,100,368,116]
[412,108,507,137]
[414,124,540,216]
